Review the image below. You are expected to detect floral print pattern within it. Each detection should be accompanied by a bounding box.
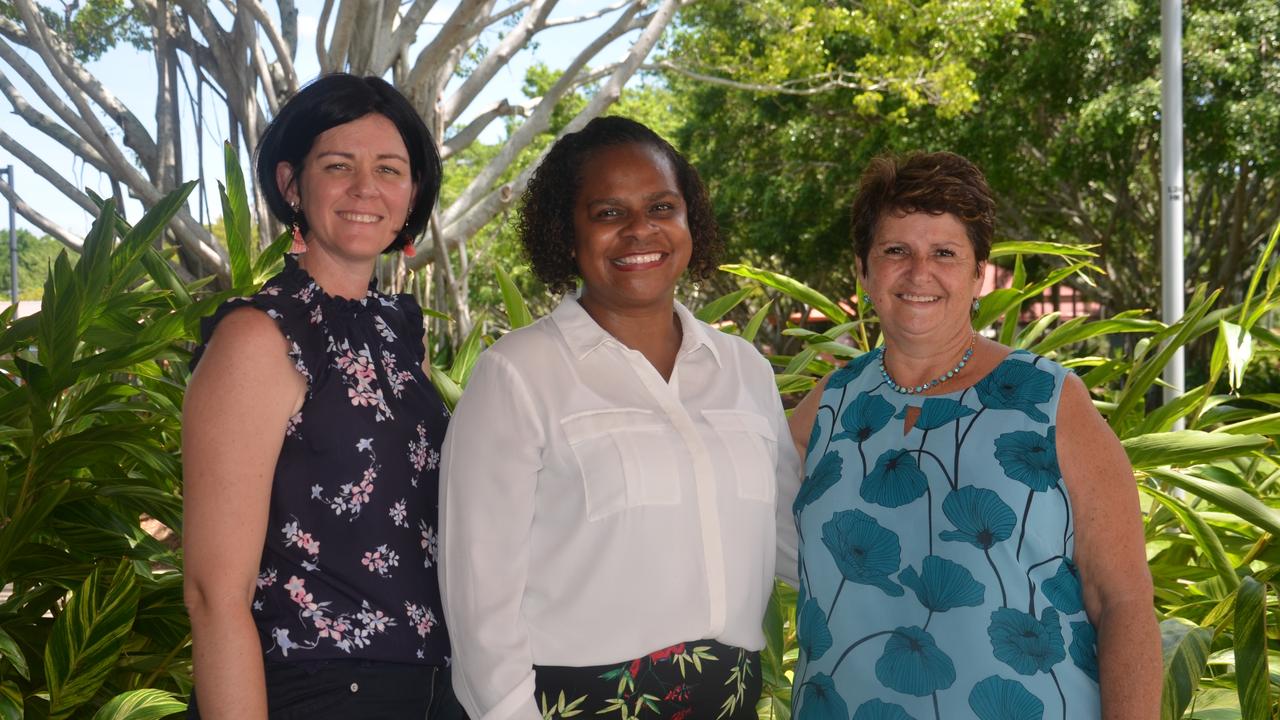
[534,640,759,720]
[793,351,1100,719]
[191,255,451,666]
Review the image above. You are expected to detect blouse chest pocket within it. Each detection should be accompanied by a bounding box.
[560,409,682,522]
[702,409,778,503]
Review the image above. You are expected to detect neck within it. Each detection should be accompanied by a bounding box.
[578,294,682,381]
[881,326,976,388]
[297,248,377,300]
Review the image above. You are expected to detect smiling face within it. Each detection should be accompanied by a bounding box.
[858,211,985,345]
[277,113,415,263]
[572,143,692,316]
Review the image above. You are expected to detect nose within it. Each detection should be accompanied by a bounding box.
[907,253,929,279]
[349,167,380,197]
[622,211,655,239]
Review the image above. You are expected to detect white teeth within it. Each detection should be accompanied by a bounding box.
[614,253,663,265]
[338,212,380,223]
[900,293,940,302]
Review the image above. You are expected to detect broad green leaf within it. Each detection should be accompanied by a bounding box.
[1216,412,1280,437]
[1121,430,1270,470]
[429,364,463,412]
[1231,577,1269,718]
[695,286,753,324]
[742,300,773,344]
[108,181,197,295]
[0,681,21,720]
[45,560,141,720]
[90,689,186,720]
[1238,219,1280,327]
[140,248,193,306]
[1219,321,1252,394]
[0,627,27,681]
[0,481,71,574]
[719,264,849,324]
[1138,486,1238,590]
[220,141,254,289]
[1113,288,1220,428]
[1030,315,1160,356]
[252,231,292,282]
[1014,311,1059,349]
[447,321,489,387]
[988,240,1098,260]
[494,264,533,329]
[1160,618,1212,720]
[1147,468,1280,537]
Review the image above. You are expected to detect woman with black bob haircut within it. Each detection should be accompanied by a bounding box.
[441,115,797,719]
[184,73,465,719]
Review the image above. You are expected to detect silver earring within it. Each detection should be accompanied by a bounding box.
[862,293,872,305]
[972,298,981,312]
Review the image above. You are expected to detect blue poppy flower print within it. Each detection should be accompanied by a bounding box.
[939,486,1017,549]
[852,699,917,720]
[829,351,879,389]
[993,428,1060,491]
[834,392,895,444]
[799,598,834,661]
[1041,559,1084,615]
[861,449,928,508]
[821,509,904,596]
[988,607,1066,675]
[899,555,986,613]
[1069,621,1099,682]
[795,451,844,514]
[975,360,1054,422]
[799,673,849,720]
[874,625,956,696]
[968,675,1045,720]
[895,398,976,431]
[807,415,823,457]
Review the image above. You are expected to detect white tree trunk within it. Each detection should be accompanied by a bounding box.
[0,0,687,318]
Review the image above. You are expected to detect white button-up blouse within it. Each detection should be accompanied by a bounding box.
[439,296,800,720]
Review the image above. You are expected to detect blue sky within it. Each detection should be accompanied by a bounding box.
[2,1,636,237]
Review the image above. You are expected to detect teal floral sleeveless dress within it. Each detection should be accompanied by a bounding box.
[793,349,1101,720]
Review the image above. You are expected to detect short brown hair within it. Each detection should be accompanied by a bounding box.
[850,151,995,275]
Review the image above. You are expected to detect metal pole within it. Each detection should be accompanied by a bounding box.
[1160,0,1185,421]
[2,166,15,305]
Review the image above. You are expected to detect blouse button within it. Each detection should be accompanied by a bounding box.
[349,682,359,693]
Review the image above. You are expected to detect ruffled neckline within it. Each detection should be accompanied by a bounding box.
[278,254,382,315]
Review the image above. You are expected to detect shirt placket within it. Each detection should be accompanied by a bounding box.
[614,341,728,636]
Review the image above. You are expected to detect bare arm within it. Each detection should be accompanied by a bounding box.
[787,373,831,461]
[1056,374,1160,720]
[182,308,306,720]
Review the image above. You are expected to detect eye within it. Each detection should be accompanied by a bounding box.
[936,248,957,257]
[594,208,622,219]
[883,245,907,256]
[651,201,676,213]
[378,165,402,175]
[325,162,350,171]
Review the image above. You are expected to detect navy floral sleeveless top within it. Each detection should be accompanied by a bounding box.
[193,256,451,665]
[793,349,1100,720]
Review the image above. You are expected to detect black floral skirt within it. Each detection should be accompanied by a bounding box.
[534,639,760,720]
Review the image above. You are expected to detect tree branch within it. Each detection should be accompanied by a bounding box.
[0,177,84,252]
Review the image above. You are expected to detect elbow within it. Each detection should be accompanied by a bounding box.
[184,573,256,628]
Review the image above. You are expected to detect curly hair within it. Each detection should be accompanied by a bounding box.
[517,116,722,294]
[850,151,995,275]
[256,73,442,254]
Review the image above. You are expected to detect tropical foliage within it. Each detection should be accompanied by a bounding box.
[1,154,1277,719]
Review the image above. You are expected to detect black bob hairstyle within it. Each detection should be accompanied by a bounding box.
[255,73,442,253]
[517,115,722,293]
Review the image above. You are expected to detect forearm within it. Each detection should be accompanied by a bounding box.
[1096,598,1161,720]
[189,602,268,720]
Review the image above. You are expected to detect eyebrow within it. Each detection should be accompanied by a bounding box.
[585,190,681,207]
[316,150,409,163]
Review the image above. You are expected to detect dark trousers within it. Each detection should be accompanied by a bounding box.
[188,660,467,720]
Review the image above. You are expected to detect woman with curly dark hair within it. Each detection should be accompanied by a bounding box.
[439,116,798,720]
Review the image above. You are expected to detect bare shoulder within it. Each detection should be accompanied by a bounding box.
[186,306,303,411]
[1055,372,1131,491]
[789,372,833,459]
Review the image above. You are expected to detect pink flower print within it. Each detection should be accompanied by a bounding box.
[357,602,397,634]
[407,422,437,486]
[310,304,323,325]
[288,341,312,383]
[281,520,320,557]
[314,439,378,519]
[389,499,408,528]
[332,340,393,420]
[361,544,400,577]
[285,411,303,438]
[404,602,438,638]
[419,520,439,568]
[261,286,282,296]
[381,349,414,398]
[256,568,278,589]
[293,284,316,304]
